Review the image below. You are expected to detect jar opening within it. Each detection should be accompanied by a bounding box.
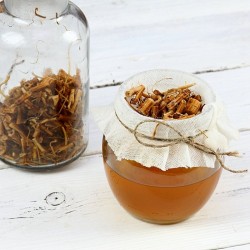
[4,0,69,20]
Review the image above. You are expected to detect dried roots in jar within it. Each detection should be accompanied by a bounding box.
[0,69,85,166]
[125,83,203,120]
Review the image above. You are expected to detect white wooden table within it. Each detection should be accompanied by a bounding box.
[1,1,250,249]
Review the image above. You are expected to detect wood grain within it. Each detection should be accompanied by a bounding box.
[0,131,249,249]
[0,66,250,249]
[73,0,250,85]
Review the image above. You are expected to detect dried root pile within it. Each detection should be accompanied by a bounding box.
[125,83,203,120]
[0,69,84,166]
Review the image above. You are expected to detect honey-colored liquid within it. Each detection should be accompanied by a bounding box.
[103,139,222,224]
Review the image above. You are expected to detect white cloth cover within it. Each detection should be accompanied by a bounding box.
[93,69,238,171]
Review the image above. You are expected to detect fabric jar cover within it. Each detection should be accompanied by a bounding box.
[93,69,238,171]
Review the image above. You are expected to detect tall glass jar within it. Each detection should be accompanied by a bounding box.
[0,0,89,169]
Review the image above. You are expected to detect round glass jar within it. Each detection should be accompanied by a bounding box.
[103,137,222,224]
[0,0,89,169]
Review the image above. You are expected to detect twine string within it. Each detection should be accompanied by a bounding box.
[115,112,247,173]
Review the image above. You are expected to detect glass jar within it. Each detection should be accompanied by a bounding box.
[103,137,222,224]
[0,0,89,169]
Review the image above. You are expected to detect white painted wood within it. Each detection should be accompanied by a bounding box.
[0,132,249,250]
[73,0,250,85]
[0,66,249,249]
[76,0,250,29]
[229,245,250,250]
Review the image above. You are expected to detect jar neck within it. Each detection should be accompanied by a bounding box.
[4,0,69,20]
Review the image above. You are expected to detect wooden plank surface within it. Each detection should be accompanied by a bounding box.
[1,0,250,249]
[74,0,250,85]
[0,135,249,250]
[0,67,250,249]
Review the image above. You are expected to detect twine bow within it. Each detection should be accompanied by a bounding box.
[115,112,247,173]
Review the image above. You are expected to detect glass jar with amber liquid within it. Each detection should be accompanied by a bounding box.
[103,138,222,224]
[94,69,240,224]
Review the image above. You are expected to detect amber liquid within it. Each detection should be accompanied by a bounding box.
[103,139,222,224]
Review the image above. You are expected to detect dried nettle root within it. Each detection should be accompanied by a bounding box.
[125,83,203,120]
[0,69,84,166]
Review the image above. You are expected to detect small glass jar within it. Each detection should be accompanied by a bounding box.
[0,0,89,169]
[103,138,222,224]
[95,69,236,224]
